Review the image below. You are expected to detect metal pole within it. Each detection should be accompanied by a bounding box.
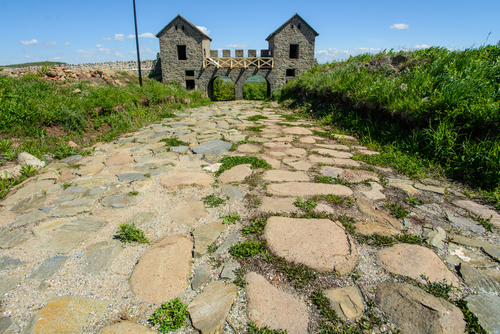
[133,0,143,86]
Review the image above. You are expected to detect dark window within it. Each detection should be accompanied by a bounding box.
[175,25,177,30]
[186,80,195,90]
[177,45,187,60]
[182,25,185,31]
[298,24,301,29]
[185,70,194,77]
[291,24,294,29]
[289,44,299,59]
[286,69,295,77]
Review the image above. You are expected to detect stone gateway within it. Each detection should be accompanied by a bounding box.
[156,14,319,99]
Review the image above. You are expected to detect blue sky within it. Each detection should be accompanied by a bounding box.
[1,0,499,65]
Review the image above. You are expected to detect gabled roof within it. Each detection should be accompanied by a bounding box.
[266,13,319,41]
[156,14,212,41]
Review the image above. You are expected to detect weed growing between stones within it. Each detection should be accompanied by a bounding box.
[116,223,149,244]
[404,196,424,206]
[242,216,268,236]
[294,197,318,212]
[246,115,268,121]
[67,163,83,169]
[418,275,453,301]
[0,175,25,199]
[215,156,271,177]
[230,240,265,259]
[233,267,247,288]
[206,242,217,254]
[20,164,38,178]
[356,232,423,247]
[469,213,493,232]
[202,194,225,208]
[384,201,409,219]
[159,138,189,149]
[454,300,488,334]
[221,212,241,224]
[262,254,318,288]
[149,298,188,333]
[244,125,266,132]
[288,211,356,234]
[313,175,351,187]
[247,321,287,334]
[128,191,139,196]
[244,193,262,209]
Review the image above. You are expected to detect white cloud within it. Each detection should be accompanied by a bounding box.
[127,34,135,39]
[415,44,430,49]
[53,57,62,60]
[25,55,33,58]
[21,39,38,46]
[148,40,153,44]
[101,37,111,41]
[64,42,71,46]
[96,44,104,47]
[196,26,210,36]
[315,48,350,62]
[354,47,382,52]
[98,48,111,53]
[390,23,409,30]
[75,49,96,57]
[225,44,248,48]
[140,46,156,54]
[114,34,125,41]
[139,32,155,38]
[41,42,57,48]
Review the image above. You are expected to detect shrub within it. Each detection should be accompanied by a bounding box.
[150,298,188,333]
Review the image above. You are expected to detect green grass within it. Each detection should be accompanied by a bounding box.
[242,216,268,236]
[384,202,409,219]
[230,239,265,259]
[203,194,225,208]
[149,298,188,333]
[221,212,241,224]
[356,232,423,246]
[273,46,500,208]
[215,156,271,177]
[159,138,189,147]
[248,322,287,334]
[313,175,351,187]
[1,61,66,68]
[116,223,149,244]
[405,196,423,206]
[293,197,318,212]
[263,254,318,288]
[245,125,266,132]
[244,82,268,100]
[469,213,493,232]
[246,115,268,121]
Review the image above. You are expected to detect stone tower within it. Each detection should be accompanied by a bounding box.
[156,13,319,99]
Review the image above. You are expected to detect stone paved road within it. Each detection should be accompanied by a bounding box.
[1,100,499,333]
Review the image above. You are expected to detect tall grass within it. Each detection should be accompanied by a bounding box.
[273,45,500,205]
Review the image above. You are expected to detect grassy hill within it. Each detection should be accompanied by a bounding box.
[273,45,500,207]
[1,61,66,68]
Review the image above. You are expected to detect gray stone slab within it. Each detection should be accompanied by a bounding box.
[39,206,55,213]
[12,209,47,227]
[10,194,46,214]
[27,256,68,280]
[42,218,108,254]
[0,316,19,333]
[170,146,189,153]
[0,256,28,271]
[172,130,190,137]
[130,144,149,152]
[0,230,30,249]
[54,187,84,203]
[101,194,137,208]
[51,198,97,217]
[214,233,240,255]
[0,275,21,294]
[482,245,500,262]
[447,214,485,233]
[115,138,134,144]
[220,261,241,279]
[116,173,147,182]
[59,155,82,163]
[123,212,156,227]
[465,293,500,334]
[221,185,242,202]
[82,240,122,274]
[191,266,210,290]
[191,140,232,155]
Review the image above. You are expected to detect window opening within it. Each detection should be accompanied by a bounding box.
[185,70,194,77]
[186,80,195,90]
[286,69,295,77]
[177,45,187,60]
[175,25,177,30]
[182,25,185,31]
[289,44,299,59]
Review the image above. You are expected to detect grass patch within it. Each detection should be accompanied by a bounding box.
[247,322,287,334]
[246,115,268,121]
[281,114,300,121]
[221,212,241,224]
[233,267,247,288]
[242,216,268,236]
[128,190,139,196]
[357,232,423,246]
[230,239,265,259]
[116,223,149,244]
[454,300,488,334]
[149,298,188,333]
[216,156,271,177]
[207,242,217,254]
[405,196,423,206]
[20,165,39,178]
[384,201,409,219]
[245,125,266,132]
[203,194,225,208]
[313,175,351,187]
[263,254,318,288]
[469,213,493,232]
[293,197,318,212]
[159,138,189,147]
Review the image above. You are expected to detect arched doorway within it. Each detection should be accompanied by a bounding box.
[208,76,235,101]
[243,75,270,100]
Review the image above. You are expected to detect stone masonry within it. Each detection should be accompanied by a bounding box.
[156,14,319,99]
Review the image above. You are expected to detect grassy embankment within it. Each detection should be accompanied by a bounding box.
[1,61,66,68]
[0,70,211,197]
[273,45,500,208]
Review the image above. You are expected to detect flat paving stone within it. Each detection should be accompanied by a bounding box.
[458,262,500,294]
[282,127,313,135]
[262,170,310,182]
[42,218,108,254]
[12,209,47,227]
[237,144,261,153]
[214,233,240,255]
[453,200,500,227]
[0,256,28,271]
[341,169,379,183]
[0,275,21,294]
[361,182,386,200]
[1,179,53,207]
[284,161,311,170]
[284,148,307,157]
[220,261,241,279]
[27,256,68,280]
[267,182,353,197]
[116,173,147,182]
[187,281,237,334]
[160,172,213,188]
[32,218,71,237]
[314,148,353,159]
[414,183,445,194]
[170,199,207,225]
[324,286,365,320]
[377,243,460,286]
[446,213,485,233]
[191,140,232,155]
[245,272,309,334]
[101,194,137,208]
[98,321,156,333]
[51,198,98,217]
[259,197,299,213]
[82,240,122,274]
[105,154,133,166]
[122,212,155,227]
[221,185,242,201]
[10,194,46,214]
[264,217,358,274]
[376,282,465,334]
[354,220,399,237]
[332,158,361,167]
[191,266,210,290]
[316,144,350,151]
[130,234,192,303]
[24,296,108,334]
[465,293,500,334]
[217,164,252,184]
[193,222,227,258]
[0,230,30,249]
